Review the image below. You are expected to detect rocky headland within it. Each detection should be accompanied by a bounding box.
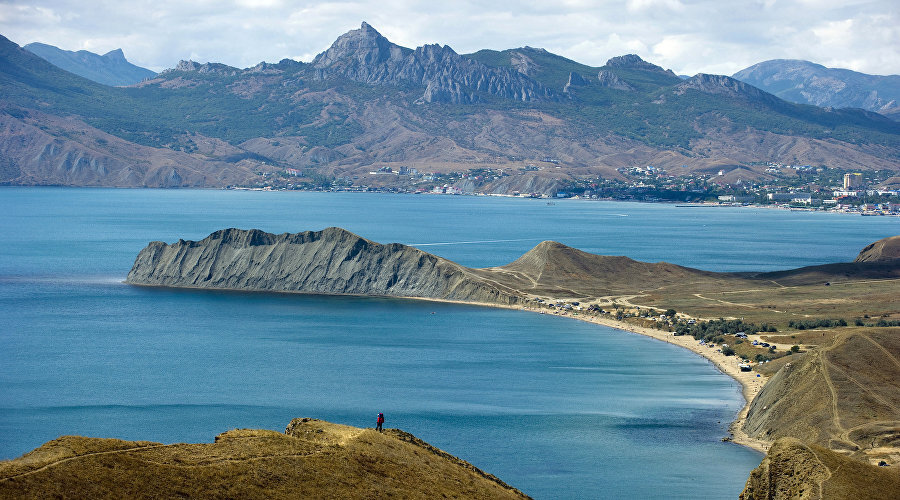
[123,229,900,497]
[126,227,526,304]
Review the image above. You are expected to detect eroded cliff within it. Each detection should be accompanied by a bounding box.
[126,227,525,305]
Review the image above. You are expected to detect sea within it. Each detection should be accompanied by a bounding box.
[1,187,897,498]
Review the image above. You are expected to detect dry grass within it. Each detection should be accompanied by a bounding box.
[740,437,900,500]
[0,418,528,500]
[743,329,900,463]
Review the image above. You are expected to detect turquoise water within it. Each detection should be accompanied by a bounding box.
[1,188,897,498]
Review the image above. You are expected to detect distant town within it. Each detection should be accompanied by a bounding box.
[251,163,900,216]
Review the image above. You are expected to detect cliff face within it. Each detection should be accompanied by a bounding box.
[126,227,524,305]
[310,22,556,104]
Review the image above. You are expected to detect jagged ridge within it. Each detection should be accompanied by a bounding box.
[126,227,525,304]
[310,22,556,103]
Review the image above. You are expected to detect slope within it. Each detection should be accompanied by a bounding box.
[743,329,900,463]
[23,43,156,86]
[0,418,528,499]
[740,437,900,500]
[2,25,900,189]
[734,59,900,118]
[126,227,527,304]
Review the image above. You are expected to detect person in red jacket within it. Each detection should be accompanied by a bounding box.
[376,412,385,432]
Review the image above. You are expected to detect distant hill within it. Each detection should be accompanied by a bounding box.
[855,235,900,262]
[0,417,527,499]
[733,59,900,120]
[23,42,156,86]
[2,24,899,189]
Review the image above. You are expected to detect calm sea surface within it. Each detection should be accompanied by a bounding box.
[1,188,897,498]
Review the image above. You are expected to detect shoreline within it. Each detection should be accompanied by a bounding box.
[551,309,772,454]
[414,296,773,454]
[127,282,772,454]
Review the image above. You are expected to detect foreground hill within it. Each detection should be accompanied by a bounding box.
[743,329,900,463]
[740,438,900,500]
[0,417,527,499]
[2,23,899,189]
[734,59,900,120]
[23,43,156,86]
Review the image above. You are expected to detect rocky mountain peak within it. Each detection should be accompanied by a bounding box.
[509,51,538,76]
[102,48,126,61]
[605,54,675,76]
[308,22,555,104]
[675,73,776,103]
[312,22,406,69]
[167,60,240,76]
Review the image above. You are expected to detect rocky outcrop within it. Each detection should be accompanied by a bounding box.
[674,74,784,108]
[310,22,556,104]
[605,54,677,77]
[164,60,240,76]
[563,71,588,93]
[855,235,900,262]
[596,70,634,91]
[126,227,525,304]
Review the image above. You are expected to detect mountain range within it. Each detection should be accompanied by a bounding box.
[1,22,898,190]
[23,42,156,86]
[733,59,900,120]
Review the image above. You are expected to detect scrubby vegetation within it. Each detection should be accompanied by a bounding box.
[674,318,776,340]
[788,318,847,330]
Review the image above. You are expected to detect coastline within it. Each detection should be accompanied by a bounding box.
[127,282,772,454]
[412,296,773,454]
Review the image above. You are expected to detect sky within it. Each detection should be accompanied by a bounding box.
[1,0,898,76]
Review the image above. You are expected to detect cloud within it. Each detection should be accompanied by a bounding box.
[0,0,897,76]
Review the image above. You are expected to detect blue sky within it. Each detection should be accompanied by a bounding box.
[1,0,898,76]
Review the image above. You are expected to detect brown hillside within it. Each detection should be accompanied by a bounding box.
[856,235,900,263]
[475,240,735,299]
[740,437,900,500]
[743,329,900,463]
[0,418,528,499]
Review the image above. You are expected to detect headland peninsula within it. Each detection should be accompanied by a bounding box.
[123,227,900,497]
[5,228,898,498]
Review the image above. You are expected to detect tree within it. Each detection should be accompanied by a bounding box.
[665,308,676,318]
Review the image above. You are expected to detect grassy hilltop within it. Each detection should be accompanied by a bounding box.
[0,418,527,499]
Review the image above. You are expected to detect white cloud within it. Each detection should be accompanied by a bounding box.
[0,0,897,76]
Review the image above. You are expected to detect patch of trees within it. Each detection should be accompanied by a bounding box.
[674,318,776,341]
[855,318,900,327]
[788,318,847,330]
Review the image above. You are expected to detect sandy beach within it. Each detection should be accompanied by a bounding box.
[426,297,774,454]
[562,311,772,453]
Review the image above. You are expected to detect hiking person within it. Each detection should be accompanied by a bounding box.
[376,412,384,432]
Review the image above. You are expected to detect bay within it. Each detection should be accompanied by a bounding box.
[1,188,897,498]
